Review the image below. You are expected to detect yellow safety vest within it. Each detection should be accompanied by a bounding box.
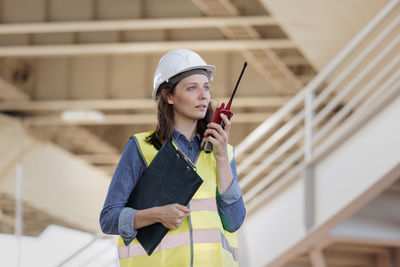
[118,132,239,267]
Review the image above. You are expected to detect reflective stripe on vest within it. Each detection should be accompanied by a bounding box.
[119,228,238,261]
[118,131,238,267]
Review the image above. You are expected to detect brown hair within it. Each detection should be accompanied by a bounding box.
[146,85,213,150]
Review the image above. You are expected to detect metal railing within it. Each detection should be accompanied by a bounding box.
[236,0,400,212]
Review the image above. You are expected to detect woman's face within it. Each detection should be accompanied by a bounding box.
[167,74,211,123]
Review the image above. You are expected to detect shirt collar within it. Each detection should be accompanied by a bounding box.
[173,129,201,143]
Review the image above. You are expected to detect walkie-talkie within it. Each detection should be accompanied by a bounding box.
[201,62,248,152]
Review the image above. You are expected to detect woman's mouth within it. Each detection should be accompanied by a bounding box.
[195,105,207,110]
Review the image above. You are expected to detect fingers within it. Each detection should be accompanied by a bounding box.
[170,204,189,219]
[204,128,226,143]
[175,204,190,214]
[160,204,190,230]
[220,113,231,132]
[205,113,230,136]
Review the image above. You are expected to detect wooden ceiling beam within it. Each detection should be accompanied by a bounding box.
[22,112,272,126]
[0,96,290,112]
[0,16,276,35]
[0,39,295,58]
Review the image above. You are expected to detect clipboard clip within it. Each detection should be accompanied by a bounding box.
[176,149,197,171]
[169,139,197,170]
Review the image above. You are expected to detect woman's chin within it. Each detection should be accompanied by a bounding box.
[190,111,207,120]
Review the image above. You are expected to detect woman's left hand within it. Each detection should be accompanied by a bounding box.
[203,113,230,160]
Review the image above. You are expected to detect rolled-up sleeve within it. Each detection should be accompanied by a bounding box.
[99,137,145,245]
[216,154,246,232]
[118,207,137,245]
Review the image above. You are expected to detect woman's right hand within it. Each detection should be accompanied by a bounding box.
[156,203,190,229]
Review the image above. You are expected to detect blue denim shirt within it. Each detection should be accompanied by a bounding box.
[100,130,246,245]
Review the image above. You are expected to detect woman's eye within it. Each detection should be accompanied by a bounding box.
[187,86,196,91]
[204,86,210,91]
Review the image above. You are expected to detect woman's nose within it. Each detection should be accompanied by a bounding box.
[199,88,210,99]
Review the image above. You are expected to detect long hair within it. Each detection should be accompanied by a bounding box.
[146,86,213,150]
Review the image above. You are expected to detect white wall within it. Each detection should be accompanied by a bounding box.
[240,95,400,267]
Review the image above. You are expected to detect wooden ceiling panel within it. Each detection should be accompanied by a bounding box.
[32,32,74,45]
[109,55,150,99]
[36,57,69,99]
[97,0,143,20]
[78,31,120,44]
[2,0,46,23]
[1,58,36,98]
[123,29,167,42]
[50,0,93,21]
[70,57,109,99]
[0,34,30,46]
[168,28,225,41]
[230,53,278,96]
[146,0,203,18]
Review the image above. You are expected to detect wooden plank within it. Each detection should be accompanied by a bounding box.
[0,39,295,57]
[22,112,272,125]
[0,16,276,34]
[0,96,289,111]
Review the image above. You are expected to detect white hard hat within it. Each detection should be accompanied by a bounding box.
[152,49,216,100]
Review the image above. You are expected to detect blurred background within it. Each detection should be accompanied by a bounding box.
[0,0,399,266]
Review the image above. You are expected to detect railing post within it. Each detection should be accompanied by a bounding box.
[15,122,25,267]
[304,88,315,231]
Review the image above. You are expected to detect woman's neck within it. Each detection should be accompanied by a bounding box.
[174,119,197,141]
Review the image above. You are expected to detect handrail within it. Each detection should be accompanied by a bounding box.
[236,0,399,158]
[237,0,400,210]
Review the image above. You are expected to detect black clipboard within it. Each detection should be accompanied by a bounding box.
[125,139,203,255]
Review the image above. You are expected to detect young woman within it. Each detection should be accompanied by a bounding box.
[100,49,246,267]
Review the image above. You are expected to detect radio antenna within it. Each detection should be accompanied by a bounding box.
[226,61,247,109]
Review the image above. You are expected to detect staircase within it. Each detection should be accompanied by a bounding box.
[236,1,400,266]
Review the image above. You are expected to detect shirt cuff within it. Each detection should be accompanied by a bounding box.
[118,207,137,246]
[217,178,242,207]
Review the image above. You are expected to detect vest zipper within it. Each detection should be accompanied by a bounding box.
[172,138,201,267]
[187,202,194,267]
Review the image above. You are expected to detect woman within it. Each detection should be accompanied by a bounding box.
[100,49,246,267]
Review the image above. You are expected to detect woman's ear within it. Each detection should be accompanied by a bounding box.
[166,93,174,105]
